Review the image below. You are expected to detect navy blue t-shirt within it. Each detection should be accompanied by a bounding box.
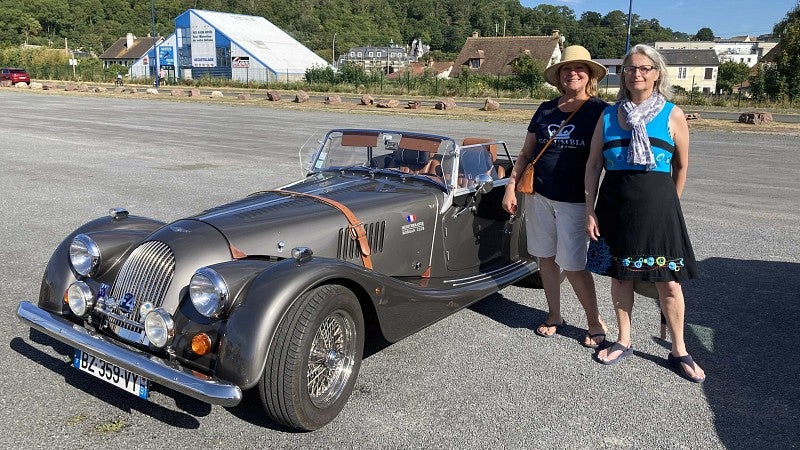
[526,96,608,203]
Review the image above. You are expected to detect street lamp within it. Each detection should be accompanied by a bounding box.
[151,0,159,88]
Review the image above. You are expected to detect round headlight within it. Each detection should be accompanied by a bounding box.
[66,282,95,316]
[144,309,175,348]
[189,268,229,318]
[69,234,101,277]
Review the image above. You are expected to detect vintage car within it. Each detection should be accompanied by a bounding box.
[17,128,542,430]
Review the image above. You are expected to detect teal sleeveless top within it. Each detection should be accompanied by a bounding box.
[602,102,675,173]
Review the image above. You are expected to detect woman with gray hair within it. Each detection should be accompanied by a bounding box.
[584,44,705,382]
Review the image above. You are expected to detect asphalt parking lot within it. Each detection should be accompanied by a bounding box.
[1,90,798,449]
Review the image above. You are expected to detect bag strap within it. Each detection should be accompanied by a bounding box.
[530,98,588,165]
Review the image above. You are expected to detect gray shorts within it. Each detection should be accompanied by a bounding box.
[524,193,590,271]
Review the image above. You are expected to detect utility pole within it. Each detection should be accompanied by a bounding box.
[332,33,337,67]
[151,0,159,88]
[625,0,633,54]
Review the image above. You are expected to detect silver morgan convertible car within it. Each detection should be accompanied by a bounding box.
[17,128,543,431]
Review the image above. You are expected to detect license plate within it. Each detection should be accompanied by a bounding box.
[72,349,149,400]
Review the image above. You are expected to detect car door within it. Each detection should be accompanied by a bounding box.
[442,147,509,272]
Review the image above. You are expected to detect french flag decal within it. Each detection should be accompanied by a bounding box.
[406,214,417,222]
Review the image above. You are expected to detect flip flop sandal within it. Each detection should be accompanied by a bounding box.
[534,320,566,338]
[668,353,706,383]
[597,342,633,365]
[583,332,607,349]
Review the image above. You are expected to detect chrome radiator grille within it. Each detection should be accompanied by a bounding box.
[108,241,175,332]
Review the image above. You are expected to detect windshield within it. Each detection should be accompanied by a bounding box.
[307,129,456,189]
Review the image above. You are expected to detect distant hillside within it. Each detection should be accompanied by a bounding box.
[0,0,690,59]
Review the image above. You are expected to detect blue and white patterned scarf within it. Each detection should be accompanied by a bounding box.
[621,92,666,170]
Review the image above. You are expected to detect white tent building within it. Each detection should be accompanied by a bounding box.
[169,9,329,83]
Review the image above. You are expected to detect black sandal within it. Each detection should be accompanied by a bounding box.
[596,342,633,365]
[534,320,566,338]
[668,353,706,383]
[583,332,607,349]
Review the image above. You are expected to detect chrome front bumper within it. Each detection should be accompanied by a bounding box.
[16,301,242,407]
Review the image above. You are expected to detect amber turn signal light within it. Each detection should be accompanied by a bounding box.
[191,333,212,356]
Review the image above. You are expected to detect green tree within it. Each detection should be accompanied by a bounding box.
[716,61,751,94]
[749,65,766,99]
[775,3,800,100]
[511,52,544,95]
[763,64,784,100]
[336,61,369,85]
[773,0,800,36]
[305,64,336,84]
[693,27,715,41]
[0,8,41,45]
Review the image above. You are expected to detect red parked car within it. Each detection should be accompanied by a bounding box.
[1,68,31,84]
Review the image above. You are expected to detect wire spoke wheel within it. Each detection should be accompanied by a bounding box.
[307,309,357,408]
[260,284,364,431]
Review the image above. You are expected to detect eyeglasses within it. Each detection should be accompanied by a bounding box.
[623,65,657,74]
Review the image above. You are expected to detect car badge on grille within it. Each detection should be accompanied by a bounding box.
[119,293,136,314]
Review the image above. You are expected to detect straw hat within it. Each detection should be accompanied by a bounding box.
[544,45,607,86]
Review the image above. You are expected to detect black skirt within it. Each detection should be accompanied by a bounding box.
[586,170,698,282]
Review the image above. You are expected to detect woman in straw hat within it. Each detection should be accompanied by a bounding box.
[584,44,705,382]
[502,45,609,348]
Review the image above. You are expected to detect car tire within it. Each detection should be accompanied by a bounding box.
[259,284,364,431]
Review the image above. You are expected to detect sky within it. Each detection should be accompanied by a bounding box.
[520,0,797,38]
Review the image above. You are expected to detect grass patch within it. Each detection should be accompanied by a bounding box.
[67,414,88,424]
[95,419,126,434]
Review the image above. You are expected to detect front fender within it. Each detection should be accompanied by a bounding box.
[216,257,380,389]
[38,215,166,314]
[215,256,537,389]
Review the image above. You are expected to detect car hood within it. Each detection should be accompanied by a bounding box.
[192,172,442,259]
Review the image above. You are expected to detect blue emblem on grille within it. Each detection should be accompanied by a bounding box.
[119,293,136,314]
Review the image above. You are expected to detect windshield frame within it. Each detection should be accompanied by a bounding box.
[307,129,457,192]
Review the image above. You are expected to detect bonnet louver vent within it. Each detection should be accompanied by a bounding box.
[337,221,385,261]
[234,196,306,220]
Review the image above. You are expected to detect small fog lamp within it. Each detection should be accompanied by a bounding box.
[66,282,95,317]
[144,309,175,348]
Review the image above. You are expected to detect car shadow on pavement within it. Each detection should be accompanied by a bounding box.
[467,291,590,344]
[12,322,398,432]
[10,330,204,428]
[467,291,544,330]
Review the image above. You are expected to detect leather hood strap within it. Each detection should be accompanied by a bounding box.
[268,189,373,270]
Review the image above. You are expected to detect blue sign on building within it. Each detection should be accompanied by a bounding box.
[159,47,174,66]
